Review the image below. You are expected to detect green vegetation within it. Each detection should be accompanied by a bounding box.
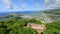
[0,17,42,34]
[43,21,60,34]
[32,9,60,34]
[42,9,60,22]
[0,13,60,34]
[37,9,60,34]
[28,19,42,24]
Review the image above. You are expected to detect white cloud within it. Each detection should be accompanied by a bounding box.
[1,0,27,11]
[44,0,49,3]
[35,3,40,7]
[2,0,12,9]
[19,2,26,9]
[44,0,60,9]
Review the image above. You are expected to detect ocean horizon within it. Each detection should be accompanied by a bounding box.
[0,11,37,16]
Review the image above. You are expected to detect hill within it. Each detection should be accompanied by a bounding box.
[43,9,60,22]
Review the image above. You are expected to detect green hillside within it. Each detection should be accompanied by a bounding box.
[43,9,60,22]
[44,9,60,13]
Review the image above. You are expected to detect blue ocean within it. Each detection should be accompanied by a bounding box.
[0,11,36,20]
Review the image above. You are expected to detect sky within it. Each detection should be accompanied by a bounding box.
[0,0,60,12]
